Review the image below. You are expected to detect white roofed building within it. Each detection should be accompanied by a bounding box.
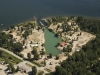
[30,44,38,47]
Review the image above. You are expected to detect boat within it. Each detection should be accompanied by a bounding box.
[1,24,3,26]
[39,21,44,26]
[34,16,37,20]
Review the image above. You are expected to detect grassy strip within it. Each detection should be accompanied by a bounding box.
[25,63,33,67]
[0,50,22,64]
[38,70,44,75]
[23,58,41,67]
[29,61,41,67]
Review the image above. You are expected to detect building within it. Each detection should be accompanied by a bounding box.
[30,44,38,47]
[60,42,67,47]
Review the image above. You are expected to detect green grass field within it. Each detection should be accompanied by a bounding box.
[0,50,22,64]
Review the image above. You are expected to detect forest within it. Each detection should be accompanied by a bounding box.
[0,31,23,54]
[54,16,100,75]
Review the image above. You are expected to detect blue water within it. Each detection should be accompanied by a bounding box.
[0,0,100,30]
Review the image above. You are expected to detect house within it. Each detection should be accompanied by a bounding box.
[60,42,67,47]
[30,44,38,47]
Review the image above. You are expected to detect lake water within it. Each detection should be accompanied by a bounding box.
[44,28,61,55]
[0,0,100,30]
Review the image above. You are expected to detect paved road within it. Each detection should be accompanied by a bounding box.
[0,47,48,73]
[0,47,23,60]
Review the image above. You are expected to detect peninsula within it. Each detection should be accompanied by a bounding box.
[0,16,100,75]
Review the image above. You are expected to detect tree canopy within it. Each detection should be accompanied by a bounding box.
[32,66,37,75]
[54,16,100,75]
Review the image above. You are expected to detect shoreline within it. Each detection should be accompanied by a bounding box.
[1,15,100,31]
[0,16,97,56]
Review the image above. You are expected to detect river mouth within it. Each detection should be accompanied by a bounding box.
[44,28,61,56]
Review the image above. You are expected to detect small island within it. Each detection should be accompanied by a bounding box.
[0,16,100,75]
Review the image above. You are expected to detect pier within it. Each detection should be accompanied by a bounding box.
[39,21,44,26]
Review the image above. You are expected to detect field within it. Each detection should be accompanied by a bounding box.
[0,50,22,64]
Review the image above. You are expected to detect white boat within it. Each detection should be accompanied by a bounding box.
[1,24,3,26]
[39,21,44,26]
[34,16,36,19]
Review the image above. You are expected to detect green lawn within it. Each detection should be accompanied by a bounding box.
[0,50,22,64]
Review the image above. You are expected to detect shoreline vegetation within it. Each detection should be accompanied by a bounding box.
[0,16,100,75]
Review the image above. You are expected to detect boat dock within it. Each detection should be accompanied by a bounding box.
[39,21,44,26]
